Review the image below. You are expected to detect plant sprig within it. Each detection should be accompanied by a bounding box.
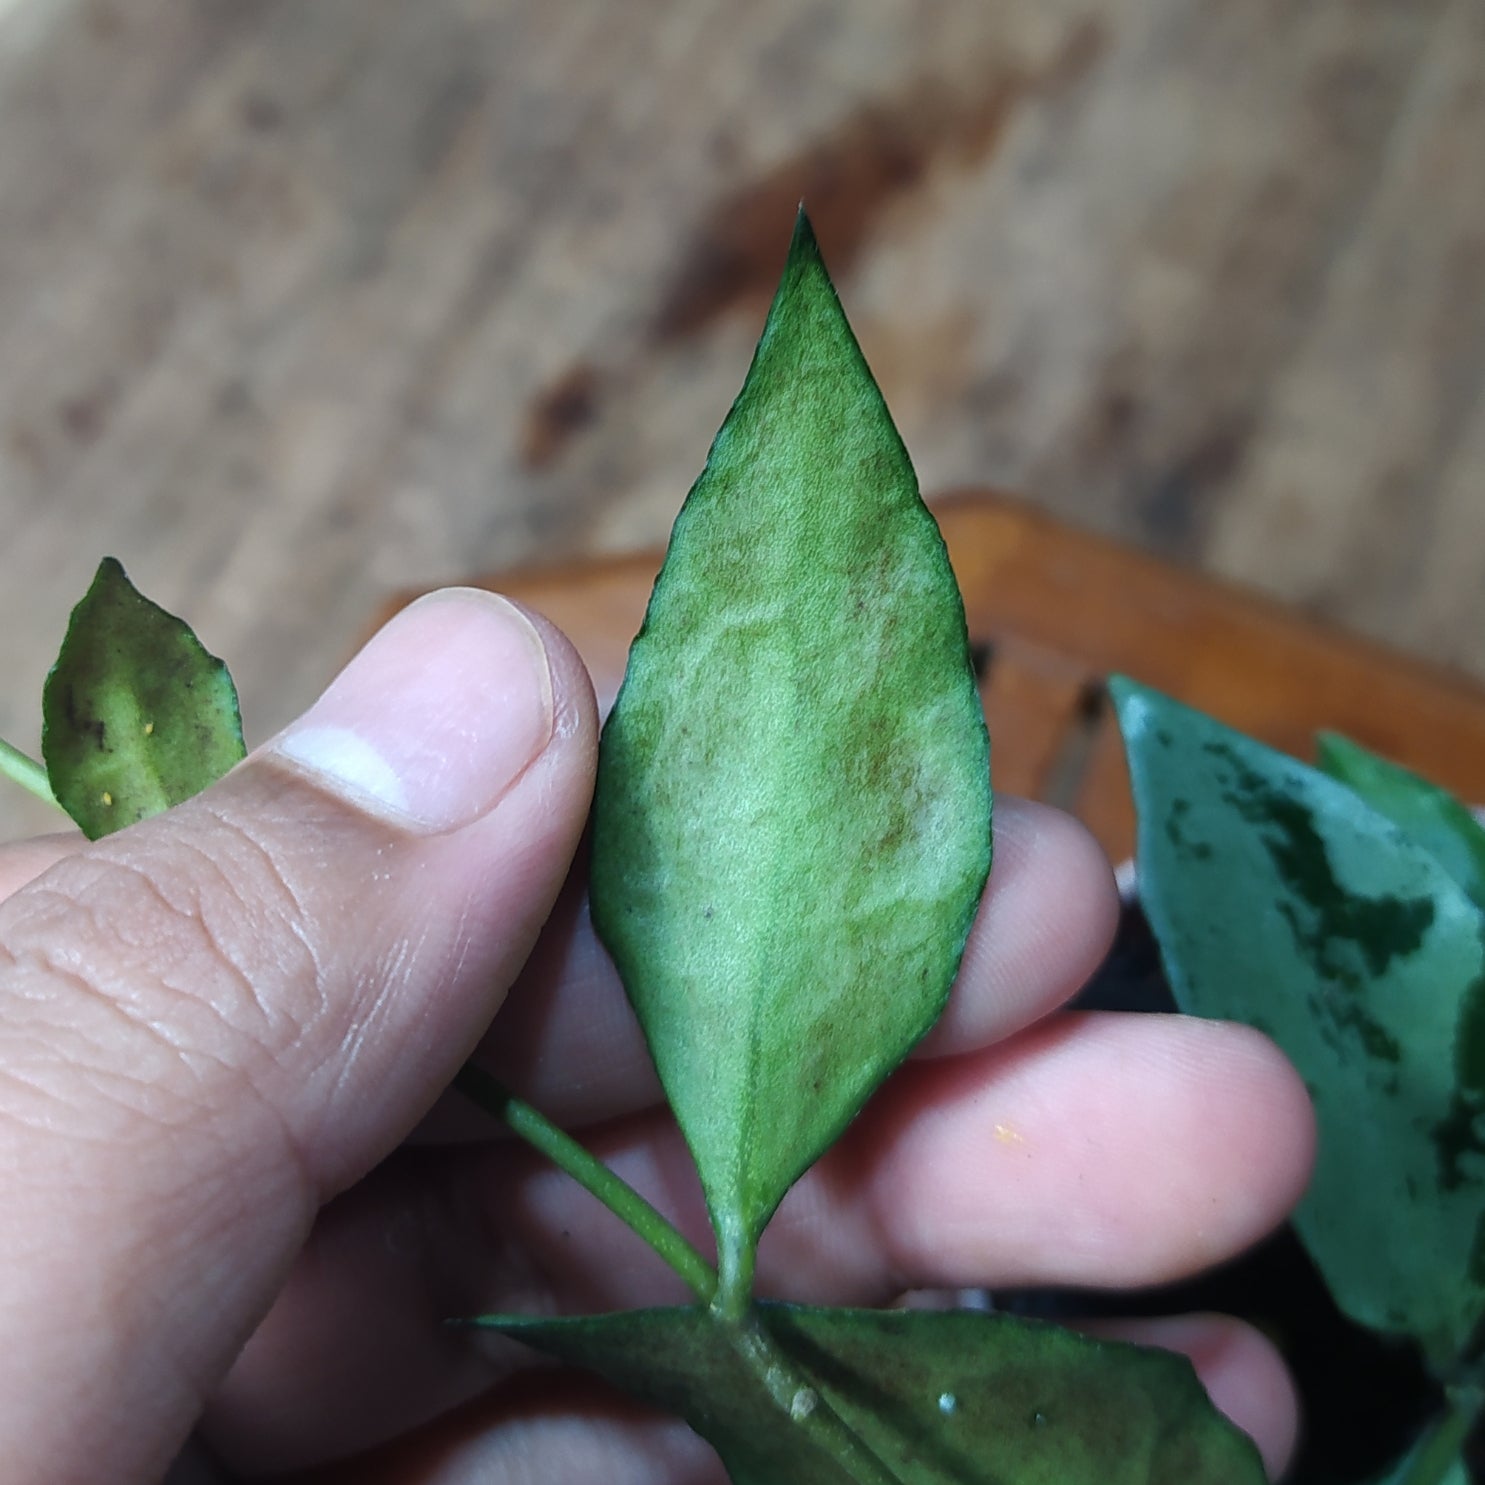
[0,737,58,809]
[3,216,1268,1485]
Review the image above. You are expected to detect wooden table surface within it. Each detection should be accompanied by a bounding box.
[2,0,1482,839]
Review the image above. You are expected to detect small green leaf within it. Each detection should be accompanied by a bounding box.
[1363,1386,1481,1485]
[590,213,991,1298]
[1370,1451,1470,1485]
[1318,731,1485,915]
[1113,678,1485,1368]
[43,559,245,839]
[479,1303,1264,1484]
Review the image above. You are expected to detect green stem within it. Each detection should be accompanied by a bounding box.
[714,1216,758,1324]
[0,737,59,810]
[456,1067,904,1481]
[454,1064,716,1304]
[1398,1386,1482,1485]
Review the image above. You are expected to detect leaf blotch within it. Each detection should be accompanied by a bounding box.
[1214,744,1435,983]
[1430,1092,1485,1193]
[1470,1211,1485,1286]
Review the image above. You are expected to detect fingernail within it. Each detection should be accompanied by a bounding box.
[268,590,555,833]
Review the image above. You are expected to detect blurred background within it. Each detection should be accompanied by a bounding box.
[1,0,1482,838]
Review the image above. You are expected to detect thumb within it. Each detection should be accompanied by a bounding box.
[0,589,596,1484]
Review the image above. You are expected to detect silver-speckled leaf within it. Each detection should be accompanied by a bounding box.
[1114,678,1485,1369]
[1318,731,1485,915]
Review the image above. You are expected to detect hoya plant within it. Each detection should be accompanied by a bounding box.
[1115,681,1485,1485]
[0,216,1267,1483]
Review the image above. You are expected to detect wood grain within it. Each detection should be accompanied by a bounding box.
[1,0,1481,841]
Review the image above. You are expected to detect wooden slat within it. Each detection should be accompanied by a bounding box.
[1071,713,1137,866]
[976,637,1093,804]
[937,495,1485,815]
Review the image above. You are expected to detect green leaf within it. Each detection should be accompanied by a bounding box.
[1112,678,1485,1369]
[1318,731,1485,915]
[479,1303,1265,1484]
[1370,1452,1470,1485]
[1366,1435,1471,1485]
[589,213,991,1299]
[1363,1386,1481,1485]
[43,559,245,839]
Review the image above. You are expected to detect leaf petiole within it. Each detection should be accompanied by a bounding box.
[454,1064,717,1303]
[457,1067,906,1480]
[714,1220,758,1324]
[0,737,60,810]
[1396,1386,1482,1485]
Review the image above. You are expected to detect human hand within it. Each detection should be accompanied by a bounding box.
[0,589,1312,1482]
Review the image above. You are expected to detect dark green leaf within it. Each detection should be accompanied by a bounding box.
[1113,678,1485,1368]
[481,1303,1263,1485]
[589,213,991,1289]
[1363,1386,1480,1485]
[1369,1451,1469,1485]
[1318,731,1485,915]
[1365,1426,1471,1485]
[43,558,245,839]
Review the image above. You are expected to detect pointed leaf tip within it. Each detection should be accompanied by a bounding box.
[788,206,821,260]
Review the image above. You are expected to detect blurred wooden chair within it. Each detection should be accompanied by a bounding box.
[383,493,1485,863]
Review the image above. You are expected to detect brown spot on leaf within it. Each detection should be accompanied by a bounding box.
[519,363,602,470]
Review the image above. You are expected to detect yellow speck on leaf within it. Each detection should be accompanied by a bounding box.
[993,1122,1024,1146]
[101,791,113,807]
[144,722,154,735]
